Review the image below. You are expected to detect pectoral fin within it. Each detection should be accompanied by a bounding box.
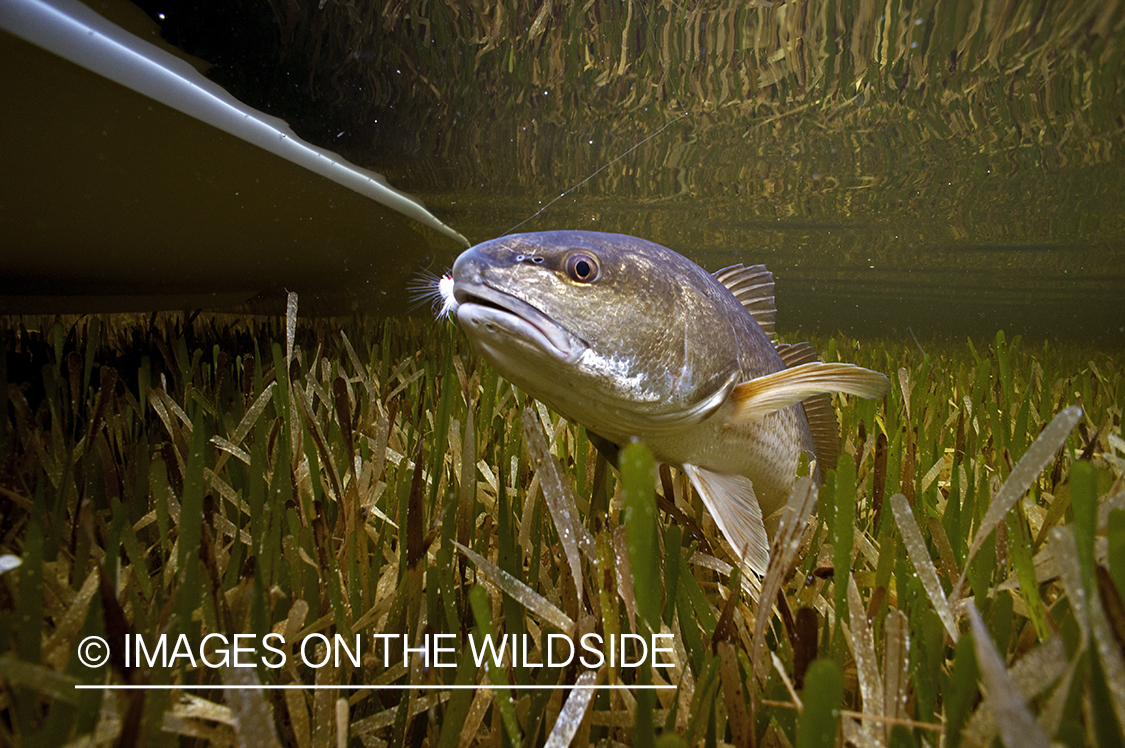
[728,362,890,424]
[683,464,770,576]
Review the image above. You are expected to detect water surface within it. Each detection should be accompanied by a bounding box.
[108,0,1125,344]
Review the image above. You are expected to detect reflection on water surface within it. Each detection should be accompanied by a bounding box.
[112,0,1125,342]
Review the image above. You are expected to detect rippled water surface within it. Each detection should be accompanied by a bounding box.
[118,0,1125,344]
[387,119,1125,345]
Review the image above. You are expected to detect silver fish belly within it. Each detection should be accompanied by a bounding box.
[442,230,889,575]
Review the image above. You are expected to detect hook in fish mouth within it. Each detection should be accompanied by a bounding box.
[453,281,586,363]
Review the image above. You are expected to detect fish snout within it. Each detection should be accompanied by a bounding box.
[451,248,485,285]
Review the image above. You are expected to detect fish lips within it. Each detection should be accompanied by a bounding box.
[454,282,586,364]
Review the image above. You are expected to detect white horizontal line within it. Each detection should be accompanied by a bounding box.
[75,684,675,691]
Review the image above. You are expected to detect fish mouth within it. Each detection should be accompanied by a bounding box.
[453,282,585,363]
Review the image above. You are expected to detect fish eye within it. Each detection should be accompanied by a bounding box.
[565,253,600,283]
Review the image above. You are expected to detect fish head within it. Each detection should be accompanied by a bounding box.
[450,231,743,435]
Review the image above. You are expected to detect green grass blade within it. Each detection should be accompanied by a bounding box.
[795,659,844,748]
[468,585,522,746]
[620,441,662,632]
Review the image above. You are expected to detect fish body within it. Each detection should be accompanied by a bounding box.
[444,230,888,573]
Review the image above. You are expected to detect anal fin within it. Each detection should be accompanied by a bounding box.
[683,464,770,576]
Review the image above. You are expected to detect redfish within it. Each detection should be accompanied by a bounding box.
[439,231,889,574]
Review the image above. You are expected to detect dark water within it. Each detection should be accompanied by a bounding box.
[148,0,1121,347]
[378,117,1125,346]
[35,0,1125,344]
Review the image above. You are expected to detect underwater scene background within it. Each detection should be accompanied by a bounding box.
[1,0,1125,745]
[152,0,1125,345]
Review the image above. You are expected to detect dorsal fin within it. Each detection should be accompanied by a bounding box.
[775,342,818,368]
[775,342,840,478]
[713,264,776,340]
[800,393,840,478]
[712,268,847,478]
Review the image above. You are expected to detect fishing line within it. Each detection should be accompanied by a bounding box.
[426,112,690,315]
[503,112,690,235]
